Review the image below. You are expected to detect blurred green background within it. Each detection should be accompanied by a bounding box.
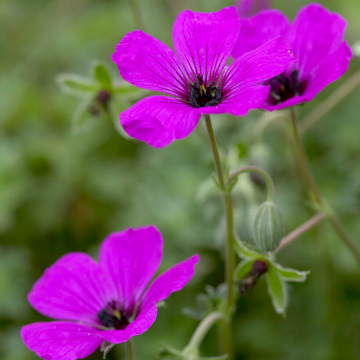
[1,0,360,359]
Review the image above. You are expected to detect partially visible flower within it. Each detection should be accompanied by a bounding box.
[231,3,352,110]
[21,226,199,360]
[111,7,294,148]
[235,0,270,18]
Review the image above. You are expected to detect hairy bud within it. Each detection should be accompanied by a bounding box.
[254,202,284,252]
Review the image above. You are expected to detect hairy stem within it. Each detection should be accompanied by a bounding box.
[204,114,234,359]
[290,108,360,263]
[126,339,134,360]
[300,70,360,133]
[129,0,145,30]
[227,165,274,202]
[187,312,224,350]
[276,212,327,252]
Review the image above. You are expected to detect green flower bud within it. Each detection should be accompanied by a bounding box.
[254,202,284,252]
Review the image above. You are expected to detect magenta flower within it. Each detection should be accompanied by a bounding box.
[235,0,270,18]
[21,226,199,360]
[231,3,352,110]
[111,7,294,148]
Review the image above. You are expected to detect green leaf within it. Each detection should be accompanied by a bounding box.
[56,74,96,97]
[113,81,148,100]
[233,238,261,260]
[274,264,310,282]
[266,264,287,314]
[93,62,112,88]
[234,259,255,280]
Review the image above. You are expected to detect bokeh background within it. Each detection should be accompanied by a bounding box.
[1,0,360,359]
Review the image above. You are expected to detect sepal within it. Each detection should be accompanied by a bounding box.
[266,263,287,315]
[92,61,112,88]
[56,74,96,97]
[233,239,309,314]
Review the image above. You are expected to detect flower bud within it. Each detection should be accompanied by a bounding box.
[253,202,284,252]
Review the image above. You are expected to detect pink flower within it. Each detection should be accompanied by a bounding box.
[231,3,352,110]
[235,0,270,18]
[111,7,294,148]
[21,226,199,360]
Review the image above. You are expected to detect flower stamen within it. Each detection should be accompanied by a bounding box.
[189,74,222,108]
[97,300,131,330]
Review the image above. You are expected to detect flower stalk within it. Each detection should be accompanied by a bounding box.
[128,0,145,30]
[127,340,134,360]
[186,312,224,351]
[276,212,327,252]
[227,165,274,202]
[289,108,360,263]
[204,114,234,359]
[300,70,360,133]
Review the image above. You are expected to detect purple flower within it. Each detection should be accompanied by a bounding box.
[231,3,352,110]
[235,0,270,18]
[111,7,294,148]
[21,226,199,360]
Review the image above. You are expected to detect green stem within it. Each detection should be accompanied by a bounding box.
[227,165,275,202]
[128,0,145,30]
[276,212,327,252]
[187,312,224,350]
[289,107,360,263]
[126,339,134,360]
[300,70,360,133]
[204,115,234,359]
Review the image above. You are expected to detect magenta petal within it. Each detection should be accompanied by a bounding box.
[141,255,199,311]
[235,0,271,18]
[111,30,187,98]
[120,96,201,148]
[99,226,163,310]
[231,10,290,58]
[173,7,240,83]
[100,306,158,344]
[223,36,294,96]
[285,3,347,80]
[28,253,109,324]
[305,41,352,96]
[21,322,103,360]
[262,42,352,112]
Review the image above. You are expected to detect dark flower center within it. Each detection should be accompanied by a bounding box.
[189,74,221,108]
[267,70,304,105]
[239,260,268,296]
[97,300,130,330]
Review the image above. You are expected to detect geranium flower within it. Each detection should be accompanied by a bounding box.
[235,0,270,18]
[111,7,294,148]
[231,3,352,110]
[21,226,199,360]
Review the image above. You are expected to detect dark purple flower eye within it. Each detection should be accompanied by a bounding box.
[189,75,222,108]
[266,69,305,105]
[97,302,130,330]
